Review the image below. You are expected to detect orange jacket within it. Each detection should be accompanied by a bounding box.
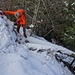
[4,9,26,28]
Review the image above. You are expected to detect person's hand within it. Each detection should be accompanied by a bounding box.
[14,22,17,25]
[16,20,20,24]
[0,11,4,15]
[14,21,20,25]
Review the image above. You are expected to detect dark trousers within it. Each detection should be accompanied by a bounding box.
[17,24,27,37]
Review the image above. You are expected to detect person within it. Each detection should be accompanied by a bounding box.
[1,9,27,38]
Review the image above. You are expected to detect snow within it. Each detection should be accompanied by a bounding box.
[0,15,75,75]
[29,24,34,28]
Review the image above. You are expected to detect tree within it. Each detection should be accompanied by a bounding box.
[63,0,75,51]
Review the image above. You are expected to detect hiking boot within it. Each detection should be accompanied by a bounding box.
[24,32,27,38]
[25,35,27,38]
[25,40,29,43]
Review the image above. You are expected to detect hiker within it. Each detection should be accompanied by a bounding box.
[0,9,27,38]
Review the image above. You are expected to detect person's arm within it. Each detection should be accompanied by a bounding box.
[4,11,15,15]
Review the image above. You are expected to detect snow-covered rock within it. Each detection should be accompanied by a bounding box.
[0,15,74,75]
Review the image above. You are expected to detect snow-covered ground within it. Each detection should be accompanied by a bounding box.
[0,15,75,75]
